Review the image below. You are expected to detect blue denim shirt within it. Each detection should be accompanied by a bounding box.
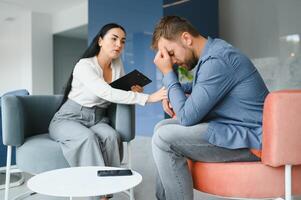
[163,37,269,150]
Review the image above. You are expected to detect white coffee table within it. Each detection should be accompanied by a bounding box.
[27,166,142,199]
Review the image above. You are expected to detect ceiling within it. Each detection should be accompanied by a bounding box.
[0,0,86,14]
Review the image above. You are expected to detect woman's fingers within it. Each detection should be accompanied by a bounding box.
[131,85,144,93]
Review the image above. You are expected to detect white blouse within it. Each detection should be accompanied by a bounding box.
[68,56,149,108]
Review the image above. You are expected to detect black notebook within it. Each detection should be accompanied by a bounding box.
[110,69,152,91]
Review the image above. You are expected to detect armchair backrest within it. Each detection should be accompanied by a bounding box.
[262,90,301,167]
[2,94,136,146]
[2,95,63,146]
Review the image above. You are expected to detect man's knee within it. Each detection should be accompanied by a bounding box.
[154,120,167,133]
[152,124,177,151]
[154,118,177,133]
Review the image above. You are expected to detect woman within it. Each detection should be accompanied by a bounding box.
[49,23,166,200]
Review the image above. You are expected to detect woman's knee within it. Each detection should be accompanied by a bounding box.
[58,131,97,145]
[84,131,98,142]
[101,129,120,142]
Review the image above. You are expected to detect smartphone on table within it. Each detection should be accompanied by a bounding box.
[97,169,133,177]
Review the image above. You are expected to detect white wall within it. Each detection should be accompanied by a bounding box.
[52,2,88,34]
[31,12,53,95]
[219,0,279,59]
[0,2,88,95]
[0,3,32,94]
[0,8,53,95]
[219,0,301,91]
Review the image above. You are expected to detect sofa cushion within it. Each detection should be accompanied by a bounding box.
[188,160,301,198]
[16,134,69,174]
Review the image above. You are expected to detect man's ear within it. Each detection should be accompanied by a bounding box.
[180,32,192,47]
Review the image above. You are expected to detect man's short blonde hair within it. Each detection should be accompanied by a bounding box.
[151,16,199,50]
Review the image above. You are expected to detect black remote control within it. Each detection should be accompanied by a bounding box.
[97,169,133,177]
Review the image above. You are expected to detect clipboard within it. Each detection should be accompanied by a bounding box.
[110,69,152,91]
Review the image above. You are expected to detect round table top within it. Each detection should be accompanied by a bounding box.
[27,166,142,197]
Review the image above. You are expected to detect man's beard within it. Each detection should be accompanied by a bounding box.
[184,49,198,71]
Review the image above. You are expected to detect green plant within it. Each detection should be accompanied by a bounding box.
[177,66,193,82]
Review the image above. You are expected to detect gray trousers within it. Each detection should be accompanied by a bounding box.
[49,99,122,168]
[152,119,260,200]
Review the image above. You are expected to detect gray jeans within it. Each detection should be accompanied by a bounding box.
[152,119,260,200]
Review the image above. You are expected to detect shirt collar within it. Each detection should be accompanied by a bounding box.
[197,36,213,66]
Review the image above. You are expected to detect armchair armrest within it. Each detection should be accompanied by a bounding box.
[108,104,135,142]
[262,90,301,167]
[1,95,25,146]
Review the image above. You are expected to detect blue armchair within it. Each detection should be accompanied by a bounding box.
[1,95,136,200]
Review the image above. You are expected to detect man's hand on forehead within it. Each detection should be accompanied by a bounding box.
[154,47,173,75]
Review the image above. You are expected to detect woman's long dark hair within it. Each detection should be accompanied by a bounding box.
[58,23,126,109]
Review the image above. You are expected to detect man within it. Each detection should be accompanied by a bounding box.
[151,16,269,200]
